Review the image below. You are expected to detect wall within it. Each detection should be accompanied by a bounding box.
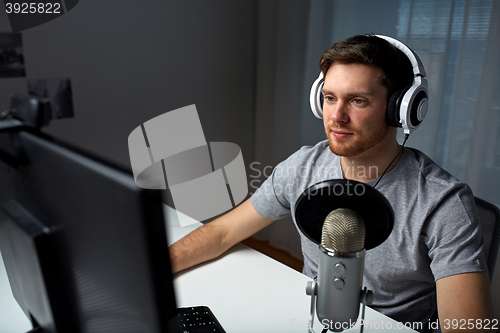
[0,1,256,171]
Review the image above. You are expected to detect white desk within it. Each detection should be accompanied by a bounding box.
[167,206,417,333]
[0,205,417,333]
[0,250,32,333]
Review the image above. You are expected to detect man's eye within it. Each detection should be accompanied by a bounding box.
[325,96,335,102]
[353,99,364,105]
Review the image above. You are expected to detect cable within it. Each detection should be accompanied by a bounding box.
[373,134,409,189]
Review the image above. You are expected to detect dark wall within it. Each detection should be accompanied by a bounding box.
[0,1,256,169]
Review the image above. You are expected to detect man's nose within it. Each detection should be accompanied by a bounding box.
[327,100,349,123]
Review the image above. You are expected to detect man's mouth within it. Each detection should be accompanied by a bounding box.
[330,129,353,139]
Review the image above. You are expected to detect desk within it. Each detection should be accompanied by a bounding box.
[0,250,32,333]
[167,207,418,333]
[0,205,417,333]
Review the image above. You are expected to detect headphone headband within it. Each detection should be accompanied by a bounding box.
[375,35,426,77]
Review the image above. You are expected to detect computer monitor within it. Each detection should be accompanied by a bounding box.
[0,126,180,333]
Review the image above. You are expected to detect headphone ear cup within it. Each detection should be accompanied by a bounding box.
[310,73,325,118]
[409,89,428,128]
[386,88,406,128]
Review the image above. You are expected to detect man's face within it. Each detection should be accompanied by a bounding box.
[322,63,391,158]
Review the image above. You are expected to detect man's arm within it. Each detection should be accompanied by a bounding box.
[169,198,275,274]
[436,271,494,332]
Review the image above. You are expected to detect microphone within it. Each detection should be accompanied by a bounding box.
[316,208,366,332]
[295,179,393,333]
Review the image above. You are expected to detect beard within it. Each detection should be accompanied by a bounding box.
[325,123,391,158]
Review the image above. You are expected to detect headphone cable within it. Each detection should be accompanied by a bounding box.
[373,134,409,189]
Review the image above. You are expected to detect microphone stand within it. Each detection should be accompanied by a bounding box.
[306,280,373,333]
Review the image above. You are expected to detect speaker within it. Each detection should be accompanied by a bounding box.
[309,35,428,135]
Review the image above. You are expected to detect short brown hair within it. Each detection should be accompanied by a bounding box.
[319,35,414,96]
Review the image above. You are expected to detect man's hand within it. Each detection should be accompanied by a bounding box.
[169,198,275,274]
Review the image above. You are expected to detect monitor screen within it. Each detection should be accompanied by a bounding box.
[0,127,179,333]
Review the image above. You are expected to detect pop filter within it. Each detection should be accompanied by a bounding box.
[294,179,394,250]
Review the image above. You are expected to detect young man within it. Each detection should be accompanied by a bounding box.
[169,35,493,332]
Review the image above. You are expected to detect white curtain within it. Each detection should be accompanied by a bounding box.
[300,0,500,208]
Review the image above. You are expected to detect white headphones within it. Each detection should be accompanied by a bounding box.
[309,35,428,134]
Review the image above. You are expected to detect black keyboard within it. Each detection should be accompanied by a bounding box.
[177,306,226,333]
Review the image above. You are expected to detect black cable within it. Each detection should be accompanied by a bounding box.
[373,134,409,189]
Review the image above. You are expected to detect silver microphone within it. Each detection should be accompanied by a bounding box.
[316,208,366,332]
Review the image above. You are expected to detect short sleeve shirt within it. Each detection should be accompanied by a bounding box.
[251,140,487,331]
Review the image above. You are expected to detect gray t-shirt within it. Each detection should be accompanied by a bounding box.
[251,140,487,332]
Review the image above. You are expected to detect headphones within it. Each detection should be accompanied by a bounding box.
[309,35,428,134]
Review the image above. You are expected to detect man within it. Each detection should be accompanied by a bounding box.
[169,35,493,332]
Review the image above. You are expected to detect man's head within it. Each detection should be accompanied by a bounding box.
[319,34,414,99]
[319,35,415,159]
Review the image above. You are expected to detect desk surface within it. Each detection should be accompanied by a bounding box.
[168,207,417,333]
[0,205,417,333]
[0,251,32,333]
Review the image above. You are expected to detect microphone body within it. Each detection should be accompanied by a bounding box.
[296,180,393,333]
[315,208,366,332]
[316,246,365,331]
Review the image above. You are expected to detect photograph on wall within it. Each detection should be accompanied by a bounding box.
[0,32,26,78]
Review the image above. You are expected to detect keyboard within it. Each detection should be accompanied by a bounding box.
[177,306,226,333]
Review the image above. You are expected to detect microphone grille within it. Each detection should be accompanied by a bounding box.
[321,208,365,253]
